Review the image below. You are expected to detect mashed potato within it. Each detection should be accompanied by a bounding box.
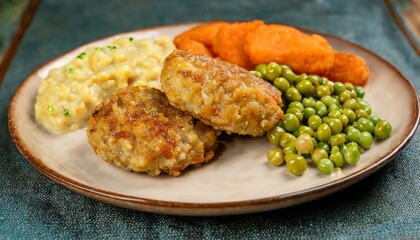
[34,36,175,134]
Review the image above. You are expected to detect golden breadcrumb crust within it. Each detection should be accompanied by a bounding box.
[161,50,283,137]
[87,86,218,176]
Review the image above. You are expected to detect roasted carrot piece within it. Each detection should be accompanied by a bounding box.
[325,51,370,86]
[244,24,335,75]
[212,20,264,69]
[173,21,228,57]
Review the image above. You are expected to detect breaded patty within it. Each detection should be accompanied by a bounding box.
[161,50,283,137]
[86,86,218,176]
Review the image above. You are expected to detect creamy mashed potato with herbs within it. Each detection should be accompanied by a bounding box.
[34,36,175,134]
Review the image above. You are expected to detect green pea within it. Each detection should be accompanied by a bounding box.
[338,114,349,127]
[286,154,308,175]
[330,146,345,167]
[303,107,315,120]
[325,80,335,93]
[328,109,342,118]
[358,131,373,150]
[344,146,360,164]
[343,125,352,134]
[267,148,284,166]
[280,65,291,70]
[344,82,354,91]
[294,77,303,84]
[316,85,331,98]
[328,118,343,135]
[355,109,369,120]
[328,104,341,113]
[354,86,365,98]
[346,141,359,149]
[291,130,299,138]
[296,133,314,154]
[369,115,381,126]
[349,90,358,99]
[317,123,331,142]
[297,125,314,136]
[333,95,340,103]
[281,68,297,83]
[339,90,352,103]
[273,77,290,93]
[255,63,268,79]
[333,82,346,95]
[302,97,316,107]
[285,87,302,102]
[329,133,346,147]
[311,148,328,165]
[266,62,282,81]
[312,137,318,147]
[251,70,263,78]
[357,118,374,133]
[321,95,336,107]
[322,116,331,124]
[340,144,348,156]
[279,132,296,148]
[374,120,392,140]
[357,99,370,109]
[319,76,329,85]
[318,106,329,118]
[317,158,334,175]
[314,101,326,110]
[314,101,328,117]
[288,101,304,112]
[308,115,322,130]
[347,127,361,143]
[342,108,356,124]
[343,99,359,110]
[286,107,303,122]
[307,86,317,96]
[266,125,285,146]
[296,80,313,94]
[308,75,320,86]
[281,113,300,132]
[296,73,308,82]
[363,106,372,115]
[317,142,330,153]
[283,140,297,154]
[284,152,294,164]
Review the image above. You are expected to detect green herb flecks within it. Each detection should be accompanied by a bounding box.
[107,46,117,50]
[129,37,134,41]
[76,52,87,59]
[47,105,54,112]
[68,68,75,74]
[63,108,70,116]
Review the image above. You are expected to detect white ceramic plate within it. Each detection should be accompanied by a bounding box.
[8,23,420,216]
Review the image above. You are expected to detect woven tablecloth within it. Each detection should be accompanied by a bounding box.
[1,0,419,238]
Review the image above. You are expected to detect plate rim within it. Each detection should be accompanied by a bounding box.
[7,22,420,216]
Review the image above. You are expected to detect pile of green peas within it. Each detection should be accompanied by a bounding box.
[252,62,392,176]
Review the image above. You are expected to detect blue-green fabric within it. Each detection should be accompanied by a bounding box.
[0,0,30,57]
[1,0,419,238]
